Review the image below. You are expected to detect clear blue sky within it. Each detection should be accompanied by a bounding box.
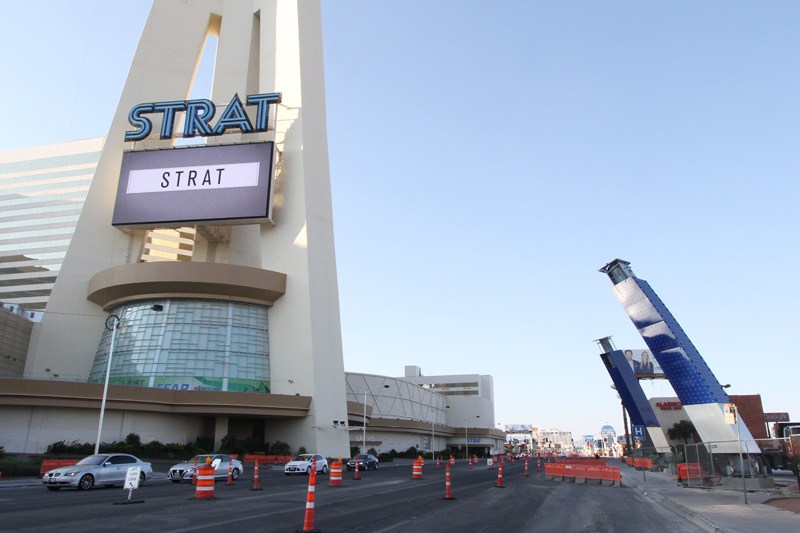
[3,1,799,439]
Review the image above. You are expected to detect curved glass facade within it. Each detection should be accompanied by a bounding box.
[89,299,270,393]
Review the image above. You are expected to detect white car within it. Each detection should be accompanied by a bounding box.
[169,454,243,483]
[284,454,328,475]
[42,453,153,491]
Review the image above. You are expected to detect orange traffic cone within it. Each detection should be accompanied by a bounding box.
[301,462,320,532]
[524,457,529,477]
[353,458,360,480]
[251,460,263,491]
[442,462,455,500]
[227,463,234,486]
[496,461,505,488]
[192,457,198,485]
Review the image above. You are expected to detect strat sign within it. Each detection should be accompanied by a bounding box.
[113,93,281,228]
[124,93,281,141]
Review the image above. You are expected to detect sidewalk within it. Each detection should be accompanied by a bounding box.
[616,460,800,533]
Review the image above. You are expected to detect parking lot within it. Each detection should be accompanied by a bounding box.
[2,459,699,532]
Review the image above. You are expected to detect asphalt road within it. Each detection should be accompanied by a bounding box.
[3,460,702,532]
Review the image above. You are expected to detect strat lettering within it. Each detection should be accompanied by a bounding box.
[125,92,282,141]
[161,168,225,189]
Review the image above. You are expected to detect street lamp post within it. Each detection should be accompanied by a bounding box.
[94,304,163,455]
[362,385,390,454]
[466,415,480,461]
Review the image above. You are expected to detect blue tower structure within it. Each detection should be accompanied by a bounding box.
[599,259,761,458]
[595,337,670,454]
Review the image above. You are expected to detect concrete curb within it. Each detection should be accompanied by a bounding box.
[625,476,722,533]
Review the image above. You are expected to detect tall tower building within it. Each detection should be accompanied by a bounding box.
[13,0,349,456]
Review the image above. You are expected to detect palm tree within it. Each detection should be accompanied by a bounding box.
[667,420,697,444]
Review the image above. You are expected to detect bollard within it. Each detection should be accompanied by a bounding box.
[436,456,441,470]
[194,459,216,499]
[251,460,263,491]
[442,462,455,500]
[192,457,198,485]
[329,460,342,487]
[524,457,529,477]
[468,457,473,470]
[411,459,423,479]
[537,454,541,472]
[496,461,505,488]
[301,461,320,533]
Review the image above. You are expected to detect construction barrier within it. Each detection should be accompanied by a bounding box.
[496,462,504,488]
[242,454,294,465]
[329,460,342,487]
[301,463,319,533]
[555,457,607,466]
[544,463,621,487]
[443,463,455,500]
[411,459,423,479]
[39,459,78,476]
[677,463,718,485]
[633,457,653,470]
[194,461,216,499]
[251,461,263,491]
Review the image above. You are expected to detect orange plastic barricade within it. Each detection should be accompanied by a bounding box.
[329,460,343,487]
[40,460,78,476]
[545,463,620,487]
[194,462,216,499]
[411,459,423,479]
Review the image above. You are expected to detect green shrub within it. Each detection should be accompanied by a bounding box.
[270,441,291,455]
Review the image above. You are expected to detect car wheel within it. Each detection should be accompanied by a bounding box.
[138,472,146,486]
[46,486,60,491]
[232,468,240,480]
[373,463,378,470]
[306,466,311,475]
[321,465,329,475]
[77,474,94,490]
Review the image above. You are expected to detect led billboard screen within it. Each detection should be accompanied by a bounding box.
[621,348,665,379]
[112,142,275,228]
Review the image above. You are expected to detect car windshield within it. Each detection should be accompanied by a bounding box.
[190,455,213,463]
[76,455,108,465]
[293,455,313,461]
[356,455,368,460]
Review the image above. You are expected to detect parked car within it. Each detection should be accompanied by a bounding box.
[168,454,243,483]
[42,453,153,491]
[346,454,379,471]
[284,454,328,475]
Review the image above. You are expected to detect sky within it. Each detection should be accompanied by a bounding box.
[2,1,799,439]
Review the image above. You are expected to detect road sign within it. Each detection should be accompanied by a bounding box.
[124,466,141,490]
[632,425,645,441]
[724,403,737,424]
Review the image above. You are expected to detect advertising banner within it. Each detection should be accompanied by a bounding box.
[621,348,665,379]
[112,142,275,228]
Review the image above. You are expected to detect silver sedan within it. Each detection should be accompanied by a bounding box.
[168,454,243,482]
[42,453,153,491]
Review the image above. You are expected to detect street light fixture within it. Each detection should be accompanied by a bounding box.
[466,415,480,462]
[94,303,163,454]
[362,384,390,454]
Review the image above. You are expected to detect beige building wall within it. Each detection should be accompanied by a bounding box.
[26,0,349,456]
